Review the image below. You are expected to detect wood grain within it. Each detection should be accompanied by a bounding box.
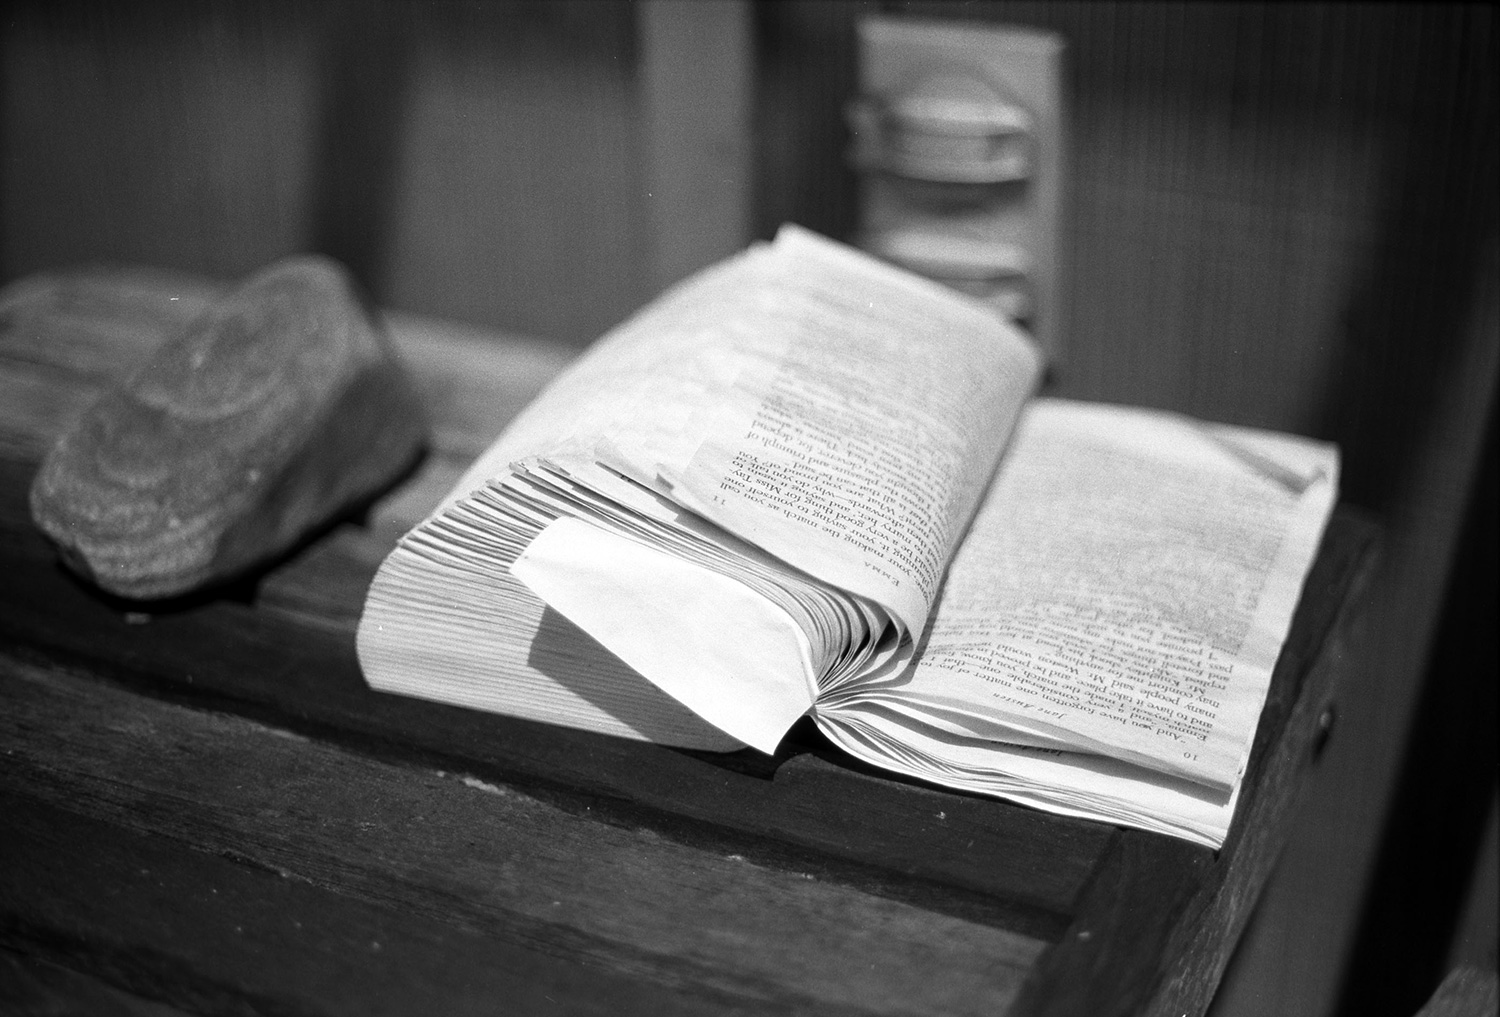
[0,948,198,1017]
[1,794,736,1017]
[1413,967,1500,1017]
[0,653,1046,1017]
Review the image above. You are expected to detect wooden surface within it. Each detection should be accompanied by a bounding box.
[1413,968,1500,1017]
[0,268,1378,1016]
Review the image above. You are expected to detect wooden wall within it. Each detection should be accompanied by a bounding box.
[1,2,321,284]
[1,0,646,345]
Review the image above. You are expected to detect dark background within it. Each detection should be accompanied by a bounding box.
[2,3,1494,1014]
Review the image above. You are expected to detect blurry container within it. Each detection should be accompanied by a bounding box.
[849,18,1067,364]
[863,225,1033,324]
[848,72,1034,184]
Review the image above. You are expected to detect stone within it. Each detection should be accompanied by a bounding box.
[30,255,428,600]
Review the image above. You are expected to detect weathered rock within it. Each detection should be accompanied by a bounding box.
[30,255,427,599]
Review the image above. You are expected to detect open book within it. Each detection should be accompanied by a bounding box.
[357,226,1338,848]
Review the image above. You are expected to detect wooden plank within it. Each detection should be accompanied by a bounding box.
[0,794,742,1017]
[380,309,578,460]
[0,266,216,369]
[0,269,213,461]
[0,655,1047,1016]
[0,456,1100,932]
[0,949,199,1017]
[257,462,1381,991]
[1414,967,1500,1017]
[0,362,99,461]
[0,450,1378,956]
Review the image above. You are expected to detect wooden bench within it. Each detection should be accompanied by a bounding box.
[0,267,1378,1017]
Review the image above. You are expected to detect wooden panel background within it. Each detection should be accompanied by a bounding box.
[1,1,647,345]
[1,2,1495,1014]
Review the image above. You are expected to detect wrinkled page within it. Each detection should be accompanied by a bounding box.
[825,400,1338,791]
[665,227,1042,635]
[498,226,1039,750]
[429,244,772,518]
[815,703,1240,848]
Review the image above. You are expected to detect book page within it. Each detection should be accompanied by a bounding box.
[664,227,1042,636]
[814,704,1240,848]
[427,243,770,517]
[358,486,744,752]
[849,400,1337,790]
[439,225,1036,754]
